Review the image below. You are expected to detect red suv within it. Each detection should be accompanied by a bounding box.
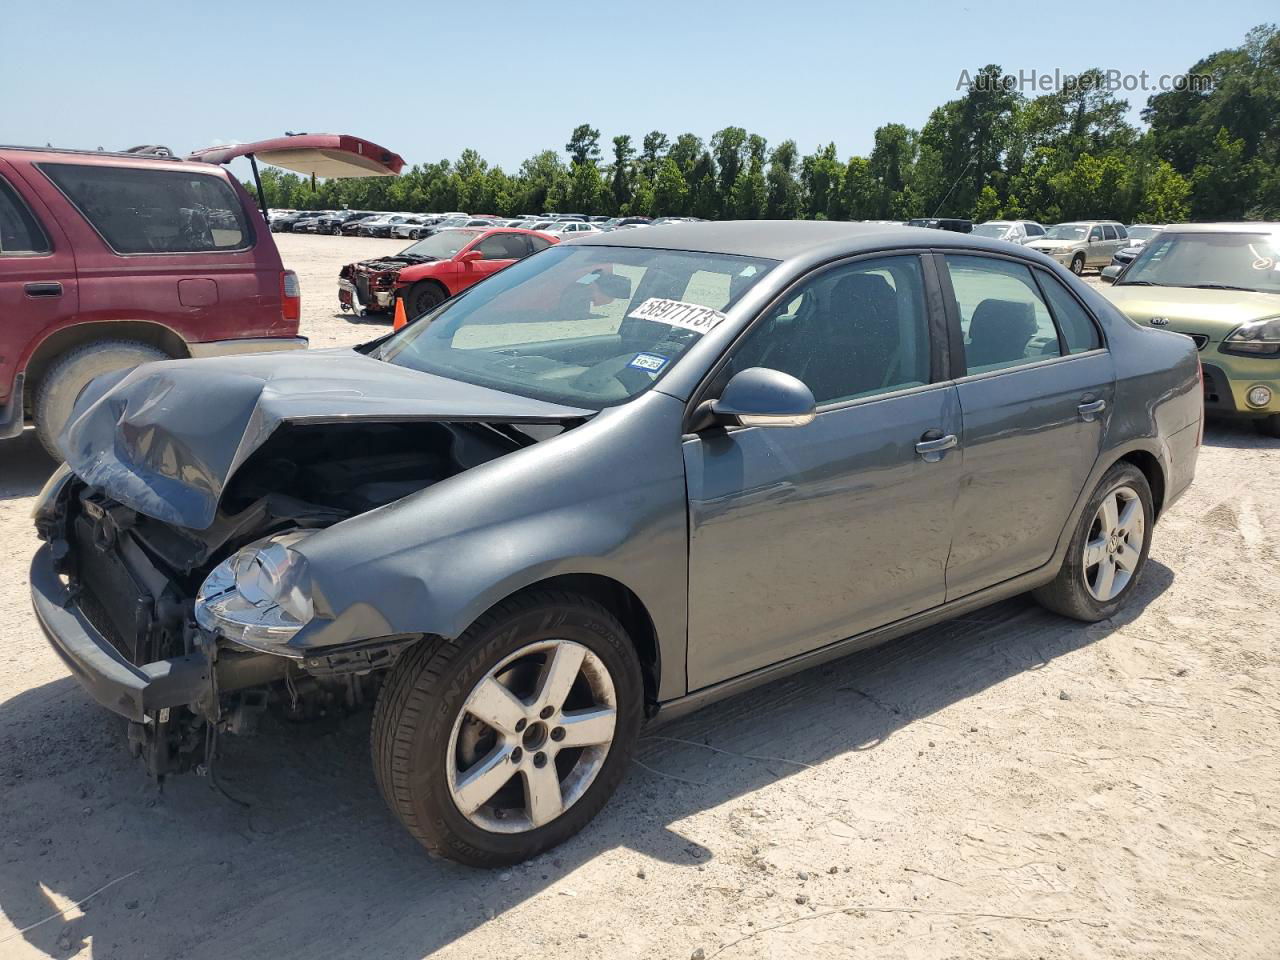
[0,134,403,457]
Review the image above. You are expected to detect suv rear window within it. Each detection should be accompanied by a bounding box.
[40,163,251,254]
[0,176,51,255]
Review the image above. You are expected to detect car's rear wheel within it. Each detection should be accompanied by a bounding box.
[1253,414,1280,438]
[1070,253,1085,275]
[407,280,448,319]
[371,590,643,866]
[34,340,168,461]
[1033,462,1153,621]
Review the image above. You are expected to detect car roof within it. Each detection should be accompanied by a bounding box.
[1162,222,1279,234]
[572,218,1038,261]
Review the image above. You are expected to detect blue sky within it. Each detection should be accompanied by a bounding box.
[8,0,1274,174]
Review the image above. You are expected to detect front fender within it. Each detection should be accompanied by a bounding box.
[288,390,691,700]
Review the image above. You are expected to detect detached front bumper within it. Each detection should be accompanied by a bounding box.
[30,544,210,722]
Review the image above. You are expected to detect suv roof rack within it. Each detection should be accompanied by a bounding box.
[0,144,184,162]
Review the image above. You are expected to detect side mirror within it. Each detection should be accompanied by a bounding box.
[458,250,483,264]
[692,367,816,431]
[1100,265,1121,284]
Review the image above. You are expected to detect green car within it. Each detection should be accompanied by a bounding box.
[1103,223,1280,437]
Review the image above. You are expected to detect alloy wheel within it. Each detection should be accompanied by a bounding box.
[446,639,617,834]
[1082,484,1145,601]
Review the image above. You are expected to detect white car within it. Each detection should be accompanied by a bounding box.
[971,220,1047,245]
[541,221,602,238]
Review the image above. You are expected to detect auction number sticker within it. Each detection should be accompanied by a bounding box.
[627,297,727,334]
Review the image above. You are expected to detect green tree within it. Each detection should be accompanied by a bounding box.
[640,131,670,181]
[766,140,800,219]
[565,124,602,166]
[651,155,689,216]
[610,135,635,212]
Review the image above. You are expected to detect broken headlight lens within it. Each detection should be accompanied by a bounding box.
[195,530,317,655]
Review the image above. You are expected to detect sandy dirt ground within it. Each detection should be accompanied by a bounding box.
[1,233,1277,960]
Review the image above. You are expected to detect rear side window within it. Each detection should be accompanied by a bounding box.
[944,255,1062,374]
[0,176,51,255]
[1103,225,1118,241]
[1038,272,1102,353]
[527,235,552,252]
[40,163,250,254]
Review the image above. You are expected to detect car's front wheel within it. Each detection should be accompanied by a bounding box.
[371,591,643,866]
[1070,253,1085,275]
[1033,462,1153,621]
[407,280,448,319]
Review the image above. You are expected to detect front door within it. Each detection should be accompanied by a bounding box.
[684,254,961,689]
[938,252,1114,597]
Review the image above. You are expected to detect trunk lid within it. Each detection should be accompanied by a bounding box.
[188,134,405,178]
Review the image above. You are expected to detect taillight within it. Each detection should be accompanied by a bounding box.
[1196,358,1204,447]
[281,270,301,323]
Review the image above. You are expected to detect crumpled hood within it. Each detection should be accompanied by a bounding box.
[59,348,591,530]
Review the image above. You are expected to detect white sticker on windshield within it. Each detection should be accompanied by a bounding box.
[627,297,727,333]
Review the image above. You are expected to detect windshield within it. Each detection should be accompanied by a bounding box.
[1127,226,1160,243]
[1120,231,1280,294]
[400,229,477,259]
[971,223,1011,238]
[375,245,776,408]
[1045,223,1087,241]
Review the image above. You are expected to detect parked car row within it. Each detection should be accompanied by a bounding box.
[270,209,683,240]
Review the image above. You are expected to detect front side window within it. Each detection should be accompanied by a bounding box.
[41,163,249,254]
[724,256,931,406]
[0,176,50,255]
[1025,223,1045,237]
[1088,226,1104,242]
[945,255,1062,374]
[376,245,775,408]
[476,233,529,260]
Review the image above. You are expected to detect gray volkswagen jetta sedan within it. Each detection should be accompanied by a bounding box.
[31,221,1202,865]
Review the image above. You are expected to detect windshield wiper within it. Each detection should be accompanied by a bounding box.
[1117,280,1164,286]
[1187,283,1260,293]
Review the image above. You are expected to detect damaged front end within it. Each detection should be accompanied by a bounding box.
[338,254,434,314]
[32,351,587,779]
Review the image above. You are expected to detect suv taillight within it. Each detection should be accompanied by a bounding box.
[281,270,300,322]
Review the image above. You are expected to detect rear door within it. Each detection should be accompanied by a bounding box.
[937,251,1114,598]
[0,158,78,418]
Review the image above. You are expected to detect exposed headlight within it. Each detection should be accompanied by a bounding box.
[195,530,318,656]
[1223,316,1280,356]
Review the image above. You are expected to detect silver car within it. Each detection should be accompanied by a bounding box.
[32,221,1200,866]
[970,219,1047,245]
[1028,220,1129,274]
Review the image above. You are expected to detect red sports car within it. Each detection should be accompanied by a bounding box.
[338,228,558,319]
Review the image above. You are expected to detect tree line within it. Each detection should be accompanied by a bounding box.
[252,24,1279,224]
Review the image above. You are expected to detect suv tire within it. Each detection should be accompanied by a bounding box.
[34,340,168,460]
[1070,253,1086,275]
[371,590,643,866]
[1033,462,1154,622]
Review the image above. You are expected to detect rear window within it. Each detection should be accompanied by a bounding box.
[40,162,251,254]
[0,176,50,255]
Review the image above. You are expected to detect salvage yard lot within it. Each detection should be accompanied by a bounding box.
[1,233,1277,960]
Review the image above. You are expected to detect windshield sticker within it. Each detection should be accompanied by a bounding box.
[627,352,669,374]
[627,297,727,333]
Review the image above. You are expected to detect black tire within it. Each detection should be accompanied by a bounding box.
[1032,462,1154,622]
[1070,253,1085,275]
[406,280,448,319]
[371,590,643,867]
[1253,414,1280,438]
[34,340,168,460]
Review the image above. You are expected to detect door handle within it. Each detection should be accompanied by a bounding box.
[1077,398,1107,422]
[915,432,958,462]
[24,281,63,298]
